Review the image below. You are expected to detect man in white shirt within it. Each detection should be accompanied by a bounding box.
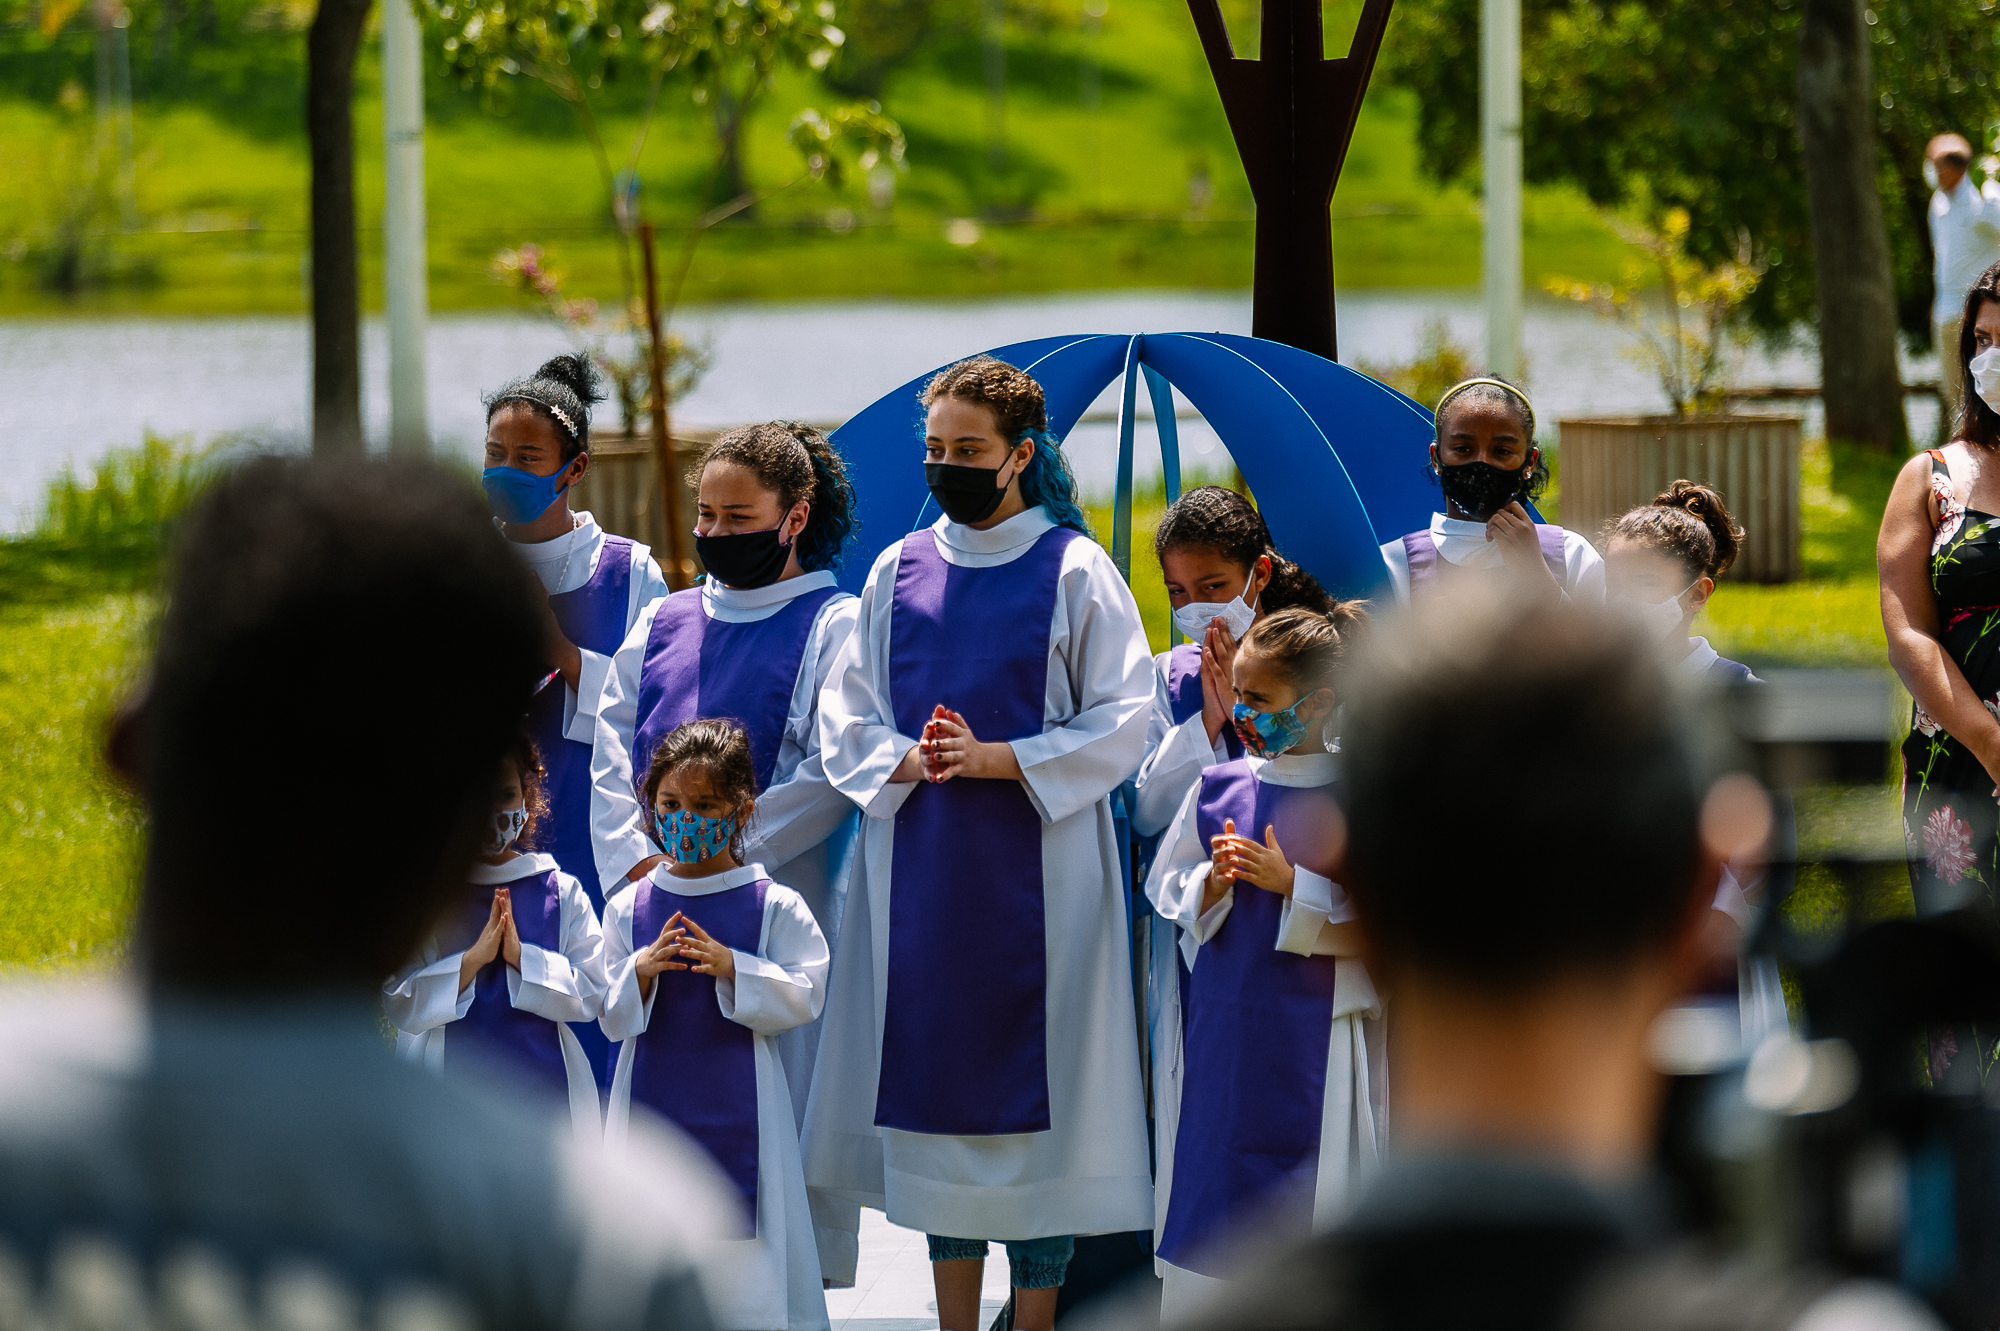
[1927,133,2000,432]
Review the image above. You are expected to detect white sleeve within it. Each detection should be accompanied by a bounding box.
[715,886,830,1035]
[598,886,656,1043]
[1275,866,1359,956]
[505,873,610,1023]
[1563,529,1606,604]
[1378,538,1413,603]
[819,546,924,822]
[590,601,666,893]
[1142,780,1235,967]
[745,595,864,868]
[629,545,673,614]
[1011,545,1154,827]
[383,942,474,1034]
[1712,864,1755,932]
[1133,653,1226,838]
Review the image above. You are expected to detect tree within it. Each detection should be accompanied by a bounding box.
[308,0,373,456]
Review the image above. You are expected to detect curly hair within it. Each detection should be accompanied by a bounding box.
[921,356,1091,535]
[1603,479,1744,580]
[1432,378,1547,505]
[639,718,760,860]
[482,353,606,463]
[1958,261,2000,451]
[501,725,550,851]
[1239,602,1371,697]
[1152,485,1334,615]
[689,421,860,573]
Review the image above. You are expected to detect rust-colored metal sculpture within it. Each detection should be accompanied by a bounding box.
[1188,0,1394,360]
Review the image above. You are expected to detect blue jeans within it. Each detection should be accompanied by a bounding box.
[925,1233,1075,1290]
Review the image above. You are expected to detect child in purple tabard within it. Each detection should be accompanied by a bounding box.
[1377,378,1603,603]
[482,355,670,1088]
[385,729,609,1142]
[1144,606,1384,1317]
[600,719,829,1331]
[1132,485,1338,1260]
[804,357,1154,1331]
[588,422,862,1278]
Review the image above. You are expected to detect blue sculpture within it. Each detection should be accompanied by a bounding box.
[828,332,1442,600]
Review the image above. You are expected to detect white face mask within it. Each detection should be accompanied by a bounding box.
[1971,346,2000,414]
[486,805,528,854]
[1173,592,1258,643]
[1613,581,1697,641]
[1924,159,1941,191]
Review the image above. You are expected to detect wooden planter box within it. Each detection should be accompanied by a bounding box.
[1556,415,1803,584]
[568,429,719,585]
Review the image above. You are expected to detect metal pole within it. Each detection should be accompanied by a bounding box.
[640,222,693,591]
[1481,0,1522,382]
[382,0,430,453]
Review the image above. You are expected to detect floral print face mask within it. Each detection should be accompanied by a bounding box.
[486,805,528,855]
[654,807,739,864]
[1232,699,1311,758]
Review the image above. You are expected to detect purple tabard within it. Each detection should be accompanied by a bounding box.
[439,868,570,1098]
[1164,642,1244,761]
[628,877,767,1231]
[526,534,634,911]
[876,526,1079,1136]
[630,584,841,791]
[1401,524,1568,591]
[1158,762,1342,1275]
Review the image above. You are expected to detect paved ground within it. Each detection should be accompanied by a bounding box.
[825,1209,1011,1331]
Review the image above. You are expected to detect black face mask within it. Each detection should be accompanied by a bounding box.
[694,527,793,589]
[925,460,1015,525]
[1436,457,1534,522]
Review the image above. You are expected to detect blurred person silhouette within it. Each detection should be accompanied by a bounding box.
[0,455,730,1331]
[1926,134,2000,432]
[1162,588,1934,1331]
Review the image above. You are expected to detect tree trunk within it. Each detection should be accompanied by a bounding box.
[713,88,755,217]
[1796,0,1906,451]
[307,0,373,456]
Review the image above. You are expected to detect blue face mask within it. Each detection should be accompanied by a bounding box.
[482,463,573,525]
[1232,699,1313,758]
[654,808,740,864]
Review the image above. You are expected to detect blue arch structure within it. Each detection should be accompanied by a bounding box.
[827,331,1445,600]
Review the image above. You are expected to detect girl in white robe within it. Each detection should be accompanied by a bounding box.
[803,356,1153,1331]
[601,718,830,1331]
[385,734,609,1143]
[1144,606,1384,1318]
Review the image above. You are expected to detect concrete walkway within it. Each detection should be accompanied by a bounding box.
[825,1209,1011,1331]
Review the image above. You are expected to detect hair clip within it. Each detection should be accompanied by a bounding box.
[545,402,576,436]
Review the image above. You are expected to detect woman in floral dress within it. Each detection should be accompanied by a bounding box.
[1880,261,2000,913]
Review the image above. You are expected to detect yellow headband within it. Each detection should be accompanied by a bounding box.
[1433,377,1537,440]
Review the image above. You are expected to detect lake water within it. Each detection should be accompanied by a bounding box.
[0,288,1941,527]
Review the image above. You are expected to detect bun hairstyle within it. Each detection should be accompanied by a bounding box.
[1432,377,1547,504]
[482,353,606,462]
[1604,479,1744,580]
[691,421,859,573]
[1958,261,2000,450]
[640,718,760,860]
[1238,602,1371,697]
[920,355,1091,536]
[1153,485,1334,615]
[501,725,551,850]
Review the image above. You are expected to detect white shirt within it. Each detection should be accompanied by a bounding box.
[1931,175,2000,323]
[1379,513,1605,603]
[508,510,671,744]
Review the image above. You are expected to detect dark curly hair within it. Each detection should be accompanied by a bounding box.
[482,353,606,463]
[1957,261,2000,451]
[500,725,551,852]
[1603,480,1744,581]
[1152,485,1334,615]
[640,718,760,861]
[921,356,1090,535]
[1433,378,1547,505]
[688,422,859,573]
[1239,602,1371,697]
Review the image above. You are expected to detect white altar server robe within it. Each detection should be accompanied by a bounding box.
[1378,513,1605,603]
[803,504,1156,1242]
[589,571,862,1123]
[383,852,610,1142]
[1144,750,1385,1313]
[600,863,831,1331]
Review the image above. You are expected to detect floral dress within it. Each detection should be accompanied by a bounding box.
[1904,449,2000,910]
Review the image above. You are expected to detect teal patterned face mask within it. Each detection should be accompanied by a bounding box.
[654,807,740,864]
[1232,699,1311,758]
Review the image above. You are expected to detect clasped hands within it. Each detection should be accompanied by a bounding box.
[1202,817,1295,913]
[634,911,736,1000]
[1486,501,1564,596]
[458,889,523,995]
[892,704,1024,784]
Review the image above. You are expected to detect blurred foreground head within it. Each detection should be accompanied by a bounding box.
[122,455,544,993]
[1341,586,1712,991]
